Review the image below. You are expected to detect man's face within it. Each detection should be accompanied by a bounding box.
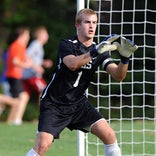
[76,14,97,40]
[39,30,49,44]
[22,30,30,45]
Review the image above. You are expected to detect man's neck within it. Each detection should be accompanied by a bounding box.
[77,36,93,47]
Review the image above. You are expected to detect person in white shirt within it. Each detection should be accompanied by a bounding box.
[22,26,53,96]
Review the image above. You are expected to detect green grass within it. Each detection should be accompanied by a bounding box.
[0,122,77,156]
[0,120,155,156]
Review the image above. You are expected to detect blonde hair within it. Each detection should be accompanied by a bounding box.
[33,26,47,38]
[75,8,97,24]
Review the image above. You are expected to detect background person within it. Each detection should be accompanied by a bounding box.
[5,27,33,125]
[22,26,53,97]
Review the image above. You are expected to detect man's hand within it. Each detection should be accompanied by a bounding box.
[113,36,138,58]
[90,34,119,58]
[96,34,119,53]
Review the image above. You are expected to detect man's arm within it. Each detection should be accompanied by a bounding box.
[63,53,91,71]
[12,56,32,68]
[63,34,120,71]
[106,62,128,82]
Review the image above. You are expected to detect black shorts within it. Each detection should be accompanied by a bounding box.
[38,97,103,139]
[7,78,24,97]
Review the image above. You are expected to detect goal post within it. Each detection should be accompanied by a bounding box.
[77,0,156,156]
[77,1,85,156]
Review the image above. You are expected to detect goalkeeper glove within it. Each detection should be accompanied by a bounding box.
[113,36,138,64]
[90,34,119,58]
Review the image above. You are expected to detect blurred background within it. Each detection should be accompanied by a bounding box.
[0,0,77,121]
[0,0,76,74]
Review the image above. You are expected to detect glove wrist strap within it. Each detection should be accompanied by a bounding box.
[120,54,129,64]
[90,48,99,58]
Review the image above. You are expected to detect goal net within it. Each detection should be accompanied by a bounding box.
[77,0,156,156]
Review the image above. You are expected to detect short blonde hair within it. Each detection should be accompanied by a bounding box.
[33,26,47,38]
[75,8,97,24]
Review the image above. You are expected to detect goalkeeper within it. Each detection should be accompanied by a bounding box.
[26,8,138,156]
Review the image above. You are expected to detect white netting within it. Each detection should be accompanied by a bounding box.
[78,0,156,155]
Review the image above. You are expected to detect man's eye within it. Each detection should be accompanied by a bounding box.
[85,21,90,23]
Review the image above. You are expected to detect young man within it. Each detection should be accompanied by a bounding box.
[5,27,33,125]
[26,8,138,156]
[22,26,53,96]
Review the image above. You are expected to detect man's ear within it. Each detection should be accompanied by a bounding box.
[75,22,80,30]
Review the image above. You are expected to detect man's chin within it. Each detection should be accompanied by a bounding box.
[87,34,94,39]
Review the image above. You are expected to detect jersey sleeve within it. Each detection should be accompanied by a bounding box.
[58,39,75,59]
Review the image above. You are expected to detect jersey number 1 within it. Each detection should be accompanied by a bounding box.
[73,71,82,87]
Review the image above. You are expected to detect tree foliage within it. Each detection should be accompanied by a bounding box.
[0,0,76,61]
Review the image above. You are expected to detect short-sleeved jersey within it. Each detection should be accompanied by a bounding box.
[22,40,44,78]
[41,36,113,105]
[27,40,44,66]
[5,41,26,79]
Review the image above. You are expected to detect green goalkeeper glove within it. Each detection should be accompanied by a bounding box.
[113,36,138,64]
[90,34,119,58]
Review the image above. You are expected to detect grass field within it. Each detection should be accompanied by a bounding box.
[0,121,77,156]
[0,120,155,156]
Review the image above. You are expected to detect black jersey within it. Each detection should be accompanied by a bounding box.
[41,36,113,105]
